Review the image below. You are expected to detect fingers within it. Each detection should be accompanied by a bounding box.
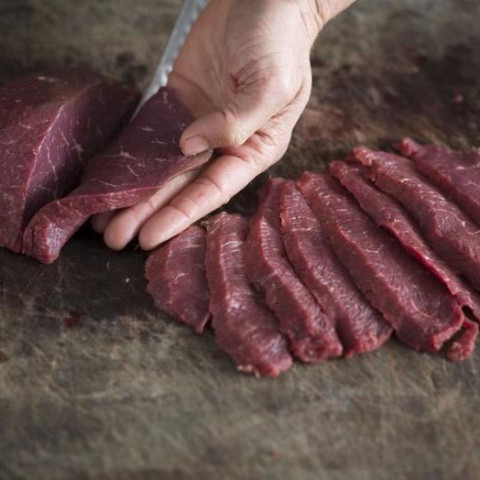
[97,76,311,252]
[138,133,290,250]
[138,79,312,250]
[180,75,294,156]
[138,155,259,250]
[101,170,199,250]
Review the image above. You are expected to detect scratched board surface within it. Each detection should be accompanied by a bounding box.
[1,1,480,479]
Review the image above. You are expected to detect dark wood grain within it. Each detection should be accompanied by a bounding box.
[1,1,480,479]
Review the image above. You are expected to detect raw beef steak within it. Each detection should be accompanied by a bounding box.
[145,225,210,334]
[279,180,392,356]
[330,160,480,321]
[349,148,480,291]
[0,68,138,252]
[244,178,343,363]
[399,139,480,226]
[204,212,292,377]
[297,172,464,353]
[23,87,212,264]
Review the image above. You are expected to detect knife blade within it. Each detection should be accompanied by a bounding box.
[133,0,207,117]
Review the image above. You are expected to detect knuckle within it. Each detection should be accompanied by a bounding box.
[168,174,230,222]
[125,198,156,225]
[193,175,231,205]
[250,128,292,168]
[143,197,158,216]
[262,62,296,101]
[168,201,195,221]
[234,143,271,174]
[246,69,293,105]
[273,76,294,102]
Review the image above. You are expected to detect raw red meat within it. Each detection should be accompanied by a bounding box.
[349,148,480,291]
[145,225,210,334]
[297,172,464,353]
[446,320,478,362]
[0,68,138,252]
[330,160,480,321]
[399,139,480,226]
[204,212,292,377]
[279,180,392,356]
[23,87,212,264]
[244,178,343,363]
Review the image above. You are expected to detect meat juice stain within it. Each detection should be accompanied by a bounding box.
[63,309,84,328]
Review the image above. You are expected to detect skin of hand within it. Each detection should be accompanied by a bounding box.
[92,0,356,250]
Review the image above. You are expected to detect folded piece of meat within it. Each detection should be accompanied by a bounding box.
[204,212,292,377]
[0,68,138,252]
[446,320,478,362]
[244,178,343,363]
[330,160,480,321]
[23,87,212,264]
[349,148,480,291]
[297,172,464,353]
[399,138,480,226]
[279,180,392,356]
[145,225,210,334]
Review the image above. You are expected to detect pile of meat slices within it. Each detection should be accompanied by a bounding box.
[147,142,480,376]
[2,69,480,377]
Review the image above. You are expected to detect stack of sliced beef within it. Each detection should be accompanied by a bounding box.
[2,69,480,377]
[146,142,480,376]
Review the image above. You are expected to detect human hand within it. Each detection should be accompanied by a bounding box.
[92,0,355,250]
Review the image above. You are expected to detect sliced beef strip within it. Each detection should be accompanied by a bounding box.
[23,87,212,264]
[330,160,480,321]
[204,212,292,377]
[399,138,480,226]
[145,225,210,334]
[244,178,343,363]
[297,172,464,353]
[279,180,392,356]
[0,68,138,252]
[446,320,478,362]
[348,148,480,291]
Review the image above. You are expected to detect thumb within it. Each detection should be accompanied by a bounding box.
[180,82,291,156]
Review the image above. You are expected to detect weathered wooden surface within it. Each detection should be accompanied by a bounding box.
[1,1,480,479]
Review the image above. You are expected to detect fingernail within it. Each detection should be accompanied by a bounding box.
[182,135,210,156]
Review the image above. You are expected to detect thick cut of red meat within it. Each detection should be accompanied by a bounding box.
[0,68,138,252]
[204,212,292,377]
[349,148,480,291]
[145,225,210,334]
[244,178,343,363]
[279,180,392,356]
[330,160,480,321]
[399,138,480,226]
[23,87,212,264]
[297,172,464,353]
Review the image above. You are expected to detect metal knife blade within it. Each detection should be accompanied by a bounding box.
[133,0,207,117]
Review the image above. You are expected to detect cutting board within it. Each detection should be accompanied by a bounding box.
[1,1,480,479]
